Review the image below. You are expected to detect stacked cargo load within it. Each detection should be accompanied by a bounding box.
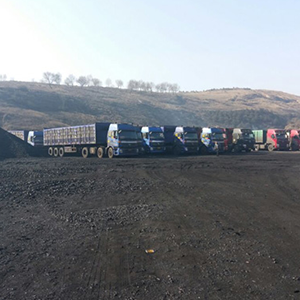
[8,130,29,142]
[44,123,140,158]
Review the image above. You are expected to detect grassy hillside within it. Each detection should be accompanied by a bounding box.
[0,81,300,130]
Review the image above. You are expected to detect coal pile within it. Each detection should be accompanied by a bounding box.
[0,128,36,160]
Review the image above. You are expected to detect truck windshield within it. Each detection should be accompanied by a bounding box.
[136,132,142,140]
[276,132,287,139]
[118,130,138,140]
[242,133,254,139]
[211,133,224,141]
[184,132,198,140]
[150,132,164,140]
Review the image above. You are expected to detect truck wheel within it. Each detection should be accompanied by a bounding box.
[59,147,64,157]
[268,144,274,152]
[48,147,53,156]
[54,147,59,157]
[97,147,104,158]
[82,147,89,158]
[108,147,114,159]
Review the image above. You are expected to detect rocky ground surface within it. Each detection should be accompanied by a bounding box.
[1,152,300,299]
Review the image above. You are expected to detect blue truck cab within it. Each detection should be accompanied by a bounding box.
[107,123,140,158]
[141,126,166,154]
[201,127,225,154]
[173,126,199,155]
[161,126,176,153]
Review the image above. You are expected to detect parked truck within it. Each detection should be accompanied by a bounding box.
[173,126,199,155]
[44,123,140,158]
[253,129,289,151]
[201,127,225,154]
[231,128,255,152]
[161,125,177,153]
[141,126,166,154]
[286,129,300,151]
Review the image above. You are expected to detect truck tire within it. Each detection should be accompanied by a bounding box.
[82,147,89,158]
[54,147,59,157]
[268,144,274,152]
[108,147,114,159]
[59,147,64,157]
[48,147,53,156]
[97,147,104,158]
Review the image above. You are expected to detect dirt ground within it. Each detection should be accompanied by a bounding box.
[1,152,300,300]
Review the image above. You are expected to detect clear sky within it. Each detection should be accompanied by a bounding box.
[1,0,300,95]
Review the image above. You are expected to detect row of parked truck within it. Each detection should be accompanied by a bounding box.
[8,124,300,158]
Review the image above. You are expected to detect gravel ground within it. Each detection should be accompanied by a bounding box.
[1,152,300,299]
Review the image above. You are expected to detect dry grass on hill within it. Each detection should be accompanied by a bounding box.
[0,81,299,130]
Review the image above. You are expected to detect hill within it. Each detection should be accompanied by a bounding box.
[0,81,300,130]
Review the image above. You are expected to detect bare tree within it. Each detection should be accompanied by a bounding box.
[42,72,54,86]
[127,79,139,90]
[77,76,89,87]
[155,83,162,92]
[115,79,123,88]
[53,73,62,85]
[91,78,102,87]
[86,75,93,86]
[146,82,155,92]
[127,80,135,90]
[105,78,112,87]
[138,80,146,91]
[41,72,61,87]
[64,74,76,86]
[172,83,180,93]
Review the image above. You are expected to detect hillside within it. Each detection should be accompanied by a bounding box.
[0,81,300,130]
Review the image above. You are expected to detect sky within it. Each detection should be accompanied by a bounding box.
[0,0,300,95]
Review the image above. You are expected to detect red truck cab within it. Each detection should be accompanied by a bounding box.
[267,129,289,151]
[286,129,300,151]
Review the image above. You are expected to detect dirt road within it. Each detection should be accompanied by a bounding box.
[1,152,300,299]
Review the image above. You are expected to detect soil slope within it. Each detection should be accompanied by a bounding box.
[0,128,36,160]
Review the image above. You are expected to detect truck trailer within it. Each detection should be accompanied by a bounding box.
[253,129,289,151]
[44,123,140,158]
[141,126,166,154]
